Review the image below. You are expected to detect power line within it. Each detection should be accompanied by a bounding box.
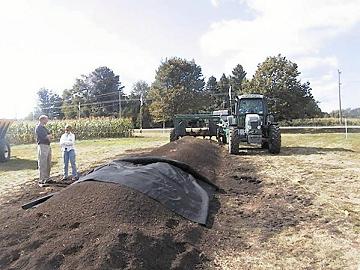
[35,92,230,111]
[87,91,120,98]
[345,80,360,83]
[66,91,121,100]
[37,97,150,111]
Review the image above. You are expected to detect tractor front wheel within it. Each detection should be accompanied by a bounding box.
[0,141,11,162]
[170,129,179,142]
[261,141,269,149]
[222,134,227,144]
[228,128,239,154]
[268,125,281,154]
[217,128,227,144]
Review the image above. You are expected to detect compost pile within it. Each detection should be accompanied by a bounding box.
[0,137,221,270]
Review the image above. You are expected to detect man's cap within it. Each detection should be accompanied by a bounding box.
[39,115,48,121]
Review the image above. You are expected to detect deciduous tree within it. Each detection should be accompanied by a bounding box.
[62,67,124,118]
[149,57,205,123]
[249,55,321,120]
[123,80,151,128]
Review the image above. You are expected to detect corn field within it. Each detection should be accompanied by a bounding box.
[7,118,133,145]
[279,117,360,127]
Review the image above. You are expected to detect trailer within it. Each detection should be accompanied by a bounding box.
[170,113,222,141]
[0,120,13,162]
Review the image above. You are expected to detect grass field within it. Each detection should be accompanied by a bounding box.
[284,133,360,150]
[0,132,359,269]
[216,133,360,269]
[1,132,358,200]
[0,135,168,199]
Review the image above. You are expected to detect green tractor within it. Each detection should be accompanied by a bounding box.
[217,94,281,154]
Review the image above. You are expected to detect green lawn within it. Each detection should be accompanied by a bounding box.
[282,133,360,151]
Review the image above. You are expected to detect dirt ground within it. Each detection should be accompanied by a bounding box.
[0,137,359,269]
[205,142,360,270]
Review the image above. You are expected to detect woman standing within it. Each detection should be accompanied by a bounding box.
[60,125,78,181]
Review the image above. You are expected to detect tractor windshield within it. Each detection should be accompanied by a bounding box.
[238,99,263,114]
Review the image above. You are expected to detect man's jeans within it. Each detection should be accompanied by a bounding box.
[63,149,77,178]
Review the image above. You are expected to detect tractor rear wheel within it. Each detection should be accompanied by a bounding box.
[170,129,179,142]
[0,141,11,162]
[228,128,239,154]
[268,125,281,154]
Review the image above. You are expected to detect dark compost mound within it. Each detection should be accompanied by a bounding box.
[145,136,221,182]
[0,137,221,270]
[78,160,217,224]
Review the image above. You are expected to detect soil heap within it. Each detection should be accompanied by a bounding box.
[0,137,221,270]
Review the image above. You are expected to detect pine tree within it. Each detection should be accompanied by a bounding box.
[230,64,247,95]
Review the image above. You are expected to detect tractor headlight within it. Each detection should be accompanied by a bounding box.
[257,125,261,129]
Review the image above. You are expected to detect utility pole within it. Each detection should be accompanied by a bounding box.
[139,94,143,133]
[338,69,343,124]
[118,90,122,118]
[228,85,232,114]
[78,102,81,120]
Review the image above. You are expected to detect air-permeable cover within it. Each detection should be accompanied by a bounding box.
[78,161,215,224]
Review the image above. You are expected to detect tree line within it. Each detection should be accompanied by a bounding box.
[329,108,360,118]
[32,54,325,127]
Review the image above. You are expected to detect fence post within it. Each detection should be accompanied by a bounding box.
[345,118,348,139]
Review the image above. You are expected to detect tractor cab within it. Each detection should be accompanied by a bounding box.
[233,94,269,127]
[237,95,265,115]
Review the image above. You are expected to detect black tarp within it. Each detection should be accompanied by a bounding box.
[78,158,217,225]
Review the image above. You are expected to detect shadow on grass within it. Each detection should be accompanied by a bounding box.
[0,158,37,171]
[280,146,355,156]
[208,151,318,254]
[0,158,58,172]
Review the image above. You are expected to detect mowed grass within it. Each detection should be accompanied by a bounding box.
[0,135,168,198]
[222,133,360,269]
[283,132,360,151]
[1,132,358,194]
[282,133,360,220]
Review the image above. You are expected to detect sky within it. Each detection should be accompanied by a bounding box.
[0,0,359,119]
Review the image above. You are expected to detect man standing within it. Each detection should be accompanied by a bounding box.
[35,115,52,187]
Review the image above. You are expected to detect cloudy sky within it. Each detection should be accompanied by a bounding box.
[0,0,359,118]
